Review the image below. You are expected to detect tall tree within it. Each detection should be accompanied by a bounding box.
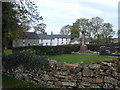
[34,23,47,34]
[2,0,44,49]
[90,17,114,44]
[62,16,115,44]
[77,18,92,38]
[70,18,91,40]
[2,2,25,48]
[70,22,79,40]
[90,17,104,39]
[60,25,71,35]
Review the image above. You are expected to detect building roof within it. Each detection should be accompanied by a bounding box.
[70,38,91,43]
[23,32,39,39]
[22,32,70,39]
[70,38,80,43]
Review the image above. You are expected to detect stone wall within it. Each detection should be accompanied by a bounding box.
[3,59,120,89]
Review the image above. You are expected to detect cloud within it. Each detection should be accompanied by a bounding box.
[32,0,119,37]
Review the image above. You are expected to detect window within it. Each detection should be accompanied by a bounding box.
[41,39,43,43]
[46,43,48,46]
[28,43,30,46]
[62,38,63,41]
[23,40,25,46]
[57,41,59,45]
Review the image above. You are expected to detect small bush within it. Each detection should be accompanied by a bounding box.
[12,44,81,55]
[2,52,49,71]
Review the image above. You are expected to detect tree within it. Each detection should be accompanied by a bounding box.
[16,0,46,34]
[62,16,115,44]
[60,25,71,35]
[34,23,47,34]
[90,17,104,39]
[70,22,79,40]
[77,18,92,38]
[2,0,44,49]
[15,0,43,27]
[70,18,91,40]
[90,17,114,44]
[2,2,25,48]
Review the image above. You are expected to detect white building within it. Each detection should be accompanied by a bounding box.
[70,38,91,45]
[13,32,71,47]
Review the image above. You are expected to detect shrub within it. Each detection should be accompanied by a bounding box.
[2,52,49,71]
[12,44,81,55]
[13,44,113,55]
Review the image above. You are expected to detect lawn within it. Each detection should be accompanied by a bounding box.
[4,49,12,55]
[48,54,119,64]
[4,49,119,64]
[2,74,43,88]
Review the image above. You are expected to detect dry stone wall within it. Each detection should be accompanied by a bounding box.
[3,59,120,89]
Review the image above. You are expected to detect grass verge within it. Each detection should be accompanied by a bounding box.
[4,49,12,55]
[2,74,43,88]
[48,54,119,64]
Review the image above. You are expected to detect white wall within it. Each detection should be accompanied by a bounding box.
[39,38,70,46]
[71,41,80,44]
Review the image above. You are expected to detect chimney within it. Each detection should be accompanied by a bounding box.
[51,31,53,35]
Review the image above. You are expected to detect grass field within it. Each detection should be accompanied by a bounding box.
[4,49,12,55]
[48,54,119,64]
[4,49,119,64]
[2,75,43,88]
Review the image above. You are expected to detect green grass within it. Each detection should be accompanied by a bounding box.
[48,54,119,64]
[4,49,12,55]
[2,74,43,88]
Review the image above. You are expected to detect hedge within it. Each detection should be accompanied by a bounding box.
[2,52,49,71]
[12,43,120,55]
[12,44,81,55]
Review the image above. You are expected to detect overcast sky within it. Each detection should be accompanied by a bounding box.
[30,0,119,37]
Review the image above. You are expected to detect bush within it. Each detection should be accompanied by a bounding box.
[87,44,100,51]
[2,52,49,71]
[12,44,81,55]
[13,44,112,55]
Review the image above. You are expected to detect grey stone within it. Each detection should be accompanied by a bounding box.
[54,75,65,79]
[90,84,101,88]
[104,76,118,85]
[89,64,100,69]
[102,62,112,67]
[82,67,94,76]
[62,82,76,87]
[43,74,50,81]
[55,81,62,88]
[33,78,41,84]
[115,86,120,89]
[75,66,82,73]
[118,81,120,87]
[80,82,91,87]
[56,71,68,76]
[47,81,53,86]
[15,73,22,79]
[103,83,114,89]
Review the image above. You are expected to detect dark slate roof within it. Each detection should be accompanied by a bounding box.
[23,32,39,39]
[38,34,70,39]
[22,32,70,39]
[70,38,80,43]
[70,38,91,43]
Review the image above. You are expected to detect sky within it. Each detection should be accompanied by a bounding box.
[29,0,119,37]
